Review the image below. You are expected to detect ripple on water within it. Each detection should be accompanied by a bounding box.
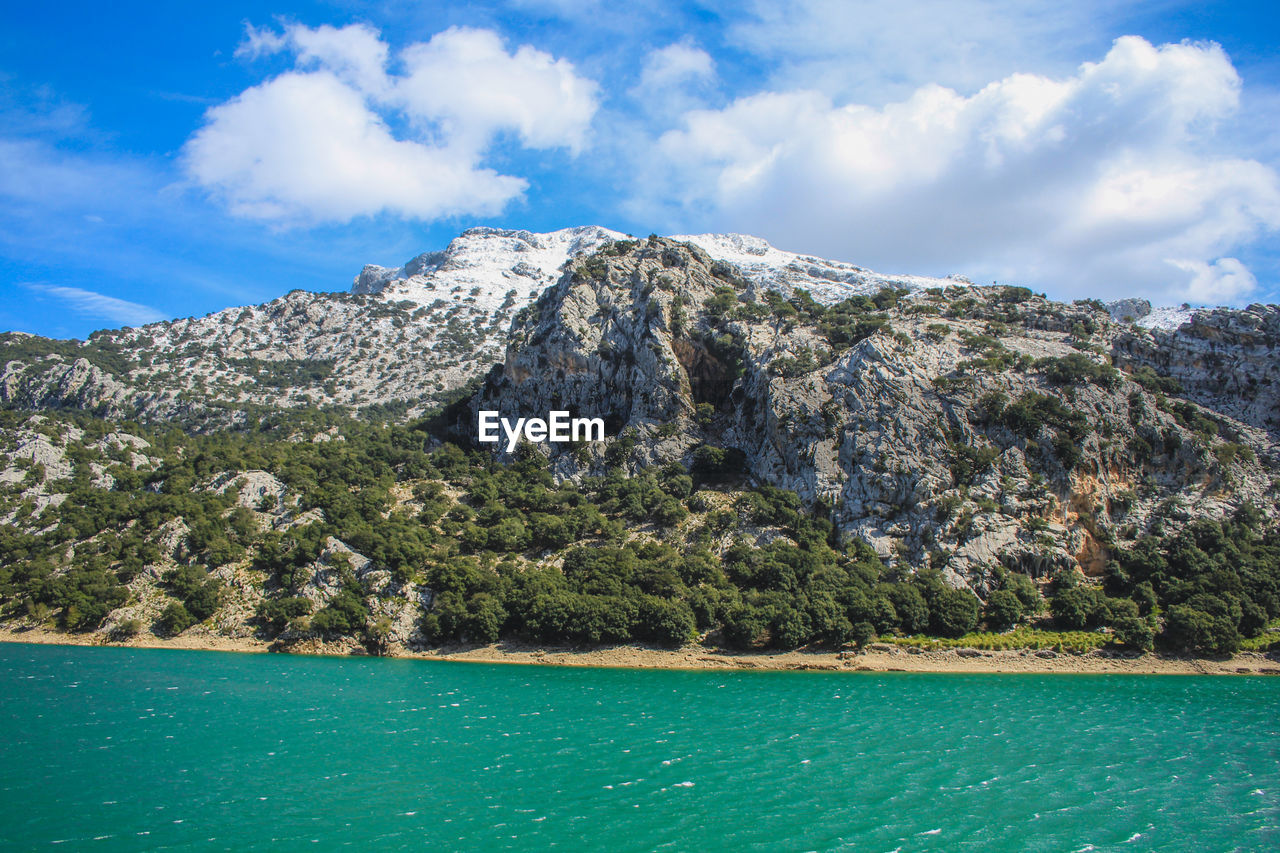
[2,647,1280,851]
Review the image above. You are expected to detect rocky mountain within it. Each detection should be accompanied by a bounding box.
[1,227,627,424]
[1,227,1278,656]
[469,237,1278,590]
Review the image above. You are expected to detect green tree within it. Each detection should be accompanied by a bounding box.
[983,589,1024,631]
[930,588,979,638]
[157,601,194,636]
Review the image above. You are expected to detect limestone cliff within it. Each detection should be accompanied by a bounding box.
[470,237,1278,592]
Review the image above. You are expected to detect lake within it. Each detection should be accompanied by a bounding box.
[1,643,1277,850]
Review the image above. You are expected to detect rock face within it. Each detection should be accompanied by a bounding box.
[0,357,133,418]
[471,237,1278,592]
[1112,304,1280,441]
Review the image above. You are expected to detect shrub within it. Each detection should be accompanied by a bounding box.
[1049,584,1104,630]
[635,596,696,647]
[311,579,369,637]
[157,601,194,636]
[691,445,746,484]
[1111,615,1155,651]
[950,442,999,486]
[1035,354,1119,388]
[113,617,144,639]
[1161,605,1240,656]
[257,596,313,635]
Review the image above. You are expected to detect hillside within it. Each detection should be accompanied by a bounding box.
[1,231,1278,659]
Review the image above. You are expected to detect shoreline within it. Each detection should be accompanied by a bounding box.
[3,626,1278,674]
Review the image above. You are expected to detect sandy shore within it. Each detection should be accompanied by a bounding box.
[3,625,1278,674]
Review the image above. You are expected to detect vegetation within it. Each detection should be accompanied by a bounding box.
[1105,508,1280,656]
[1,399,1275,658]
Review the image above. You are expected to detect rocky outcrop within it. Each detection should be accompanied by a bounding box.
[470,237,1279,593]
[1111,304,1280,441]
[0,357,133,417]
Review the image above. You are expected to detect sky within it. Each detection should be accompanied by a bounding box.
[1,0,1278,339]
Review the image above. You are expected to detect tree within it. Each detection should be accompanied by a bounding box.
[257,596,312,635]
[1161,605,1241,656]
[722,605,768,649]
[1004,573,1042,613]
[487,516,530,552]
[850,621,877,648]
[157,601,194,636]
[311,583,369,637]
[983,589,1024,631]
[464,593,507,644]
[1111,615,1155,651]
[930,588,979,637]
[883,583,930,634]
[1050,585,1104,630]
[635,596,695,648]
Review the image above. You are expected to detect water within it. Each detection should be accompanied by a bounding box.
[1,644,1277,851]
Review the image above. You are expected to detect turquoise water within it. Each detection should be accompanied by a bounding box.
[1,644,1278,851]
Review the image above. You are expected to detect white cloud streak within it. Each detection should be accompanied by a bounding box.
[628,39,717,117]
[28,284,166,328]
[725,0,1134,103]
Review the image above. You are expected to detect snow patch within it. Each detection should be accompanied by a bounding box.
[673,232,959,304]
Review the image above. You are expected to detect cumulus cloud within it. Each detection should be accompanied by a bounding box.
[184,71,525,222]
[1168,258,1257,304]
[27,284,165,327]
[398,27,597,153]
[635,36,1280,304]
[186,24,598,225]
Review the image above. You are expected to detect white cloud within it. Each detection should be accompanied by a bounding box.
[635,36,1280,304]
[186,24,598,225]
[234,23,287,60]
[629,39,717,116]
[397,27,598,154]
[638,40,715,91]
[184,71,524,222]
[726,0,1129,103]
[286,23,391,99]
[1167,258,1257,304]
[28,284,165,327]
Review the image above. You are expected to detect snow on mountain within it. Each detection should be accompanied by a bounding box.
[353,227,965,315]
[1104,297,1197,331]
[351,225,628,313]
[672,232,963,303]
[1136,305,1198,331]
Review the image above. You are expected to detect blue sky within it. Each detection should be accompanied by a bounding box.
[1,0,1278,339]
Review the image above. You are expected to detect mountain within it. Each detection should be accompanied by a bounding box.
[1,228,1278,658]
[470,237,1277,583]
[0,225,1215,427]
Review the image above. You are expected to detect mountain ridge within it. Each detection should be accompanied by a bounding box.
[0,225,1214,428]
